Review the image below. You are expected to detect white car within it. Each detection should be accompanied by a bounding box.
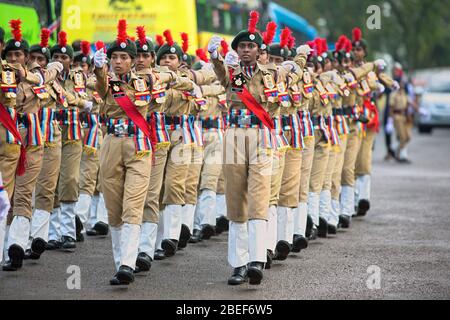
[417,81,450,134]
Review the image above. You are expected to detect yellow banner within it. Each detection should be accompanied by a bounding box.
[61,0,198,51]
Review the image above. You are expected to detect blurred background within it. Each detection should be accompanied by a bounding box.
[1,0,450,134]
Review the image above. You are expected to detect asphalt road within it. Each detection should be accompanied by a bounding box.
[1,129,450,300]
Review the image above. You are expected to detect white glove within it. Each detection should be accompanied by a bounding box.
[224,51,239,67]
[94,49,108,68]
[392,80,400,91]
[282,60,300,74]
[84,101,93,112]
[192,83,202,99]
[296,44,312,56]
[377,82,386,94]
[47,62,63,73]
[343,73,355,83]
[385,116,394,134]
[0,173,11,222]
[374,59,387,71]
[208,36,222,56]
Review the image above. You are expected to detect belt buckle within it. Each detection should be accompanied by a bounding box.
[238,115,252,126]
[114,123,127,137]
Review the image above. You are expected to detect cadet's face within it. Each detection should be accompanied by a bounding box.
[258,50,269,65]
[52,53,72,71]
[110,52,133,75]
[332,59,340,69]
[269,55,284,66]
[237,41,259,65]
[314,63,323,74]
[30,52,48,68]
[324,59,333,71]
[136,52,153,71]
[342,57,352,69]
[159,54,180,71]
[6,50,28,66]
[352,46,366,61]
[73,62,90,74]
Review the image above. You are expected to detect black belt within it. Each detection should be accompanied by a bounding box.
[107,123,137,136]
[202,118,221,129]
[17,114,31,127]
[343,106,353,117]
[310,115,320,126]
[281,115,291,127]
[165,116,183,126]
[333,108,344,116]
[393,110,406,115]
[229,114,263,127]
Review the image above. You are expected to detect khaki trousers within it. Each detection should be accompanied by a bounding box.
[162,129,191,205]
[35,123,62,212]
[99,135,152,227]
[269,149,286,206]
[309,130,330,194]
[58,125,83,203]
[216,168,226,194]
[0,123,20,201]
[356,129,376,176]
[394,115,411,149]
[298,136,315,203]
[278,131,303,208]
[322,148,338,191]
[199,131,223,192]
[341,122,362,187]
[143,145,169,224]
[331,137,348,199]
[184,145,203,205]
[78,129,103,196]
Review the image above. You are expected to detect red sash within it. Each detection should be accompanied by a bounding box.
[364,98,380,133]
[110,85,156,151]
[228,68,274,130]
[0,103,26,175]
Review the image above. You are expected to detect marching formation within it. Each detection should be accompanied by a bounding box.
[0,12,399,287]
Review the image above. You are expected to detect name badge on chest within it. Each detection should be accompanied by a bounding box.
[231,73,246,93]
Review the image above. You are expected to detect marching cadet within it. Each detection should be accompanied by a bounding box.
[73,41,109,238]
[2,21,62,271]
[49,31,93,251]
[132,26,182,270]
[155,30,214,258]
[389,80,411,163]
[191,48,227,242]
[94,19,154,285]
[352,28,396,217]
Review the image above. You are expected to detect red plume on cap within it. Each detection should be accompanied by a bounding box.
[156,35,164,47]
[336,35,347,52]
[321,39,328,53]
[280,28,292,48]
[263,21,277,46]
[9,19,22,42]
[117,19,128,45]
[345,38,353,53]
[352,27,362,42]
[288,35,296,50]
[58,31,68,48]
[181,32,189,53]
[95,41,105,52]
[196,48,209,63]
[40,28,51,48]
[220,39,229,56]
[306,40,316,56]
[248,11,259,34]
[163,30,174,47]
[81,40,90,56]
[136,26,147,47]
[314,38,323,56]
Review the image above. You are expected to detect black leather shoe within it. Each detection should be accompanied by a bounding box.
[274,240,291,261]
[265,250,274,270]
[338,215,351,229]
[86,228,99,236]
[318,217,328,238]
[292,234,308,253]
[305,214,313,238]
[93,221,109,236]
[116,265,135,284]
[45,240,62,250]
[161,239,177,257]
[201,224,215,240]
[227,266,247,285]
[3,244,24,271]
[75,215,84,242]
[216,216,229,234]
[247,262,264,285]
[189,229,202,243]
[178,224,191,249]
[61,236,76,251]
[328,224,338,235]
[136,252,152,272]
[357,199,370,217]
[308,226,318,241]
[25,238,46,260]
[154,249,166,260]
